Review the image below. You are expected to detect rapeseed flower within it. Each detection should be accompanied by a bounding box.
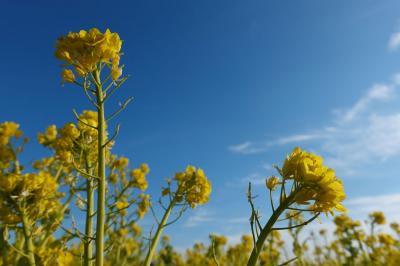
[282,147,346,215]
[61,69,75,83]
[55,28,122,76]
[130,163,150,191]
[266,176,279,190]
[174,165,212,208]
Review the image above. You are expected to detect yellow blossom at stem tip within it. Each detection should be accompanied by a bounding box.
[61,69,75,83]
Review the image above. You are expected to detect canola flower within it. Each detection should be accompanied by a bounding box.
[1,121,399,266]
[266,176,279,191]
[0,122,66,266]
[247,147,346,266]
[143,166,212,266]
[55,28,122,79]
[55,28,128,266]
[282,147,346,214]
[0,122,23,169]
[174,165,212,208]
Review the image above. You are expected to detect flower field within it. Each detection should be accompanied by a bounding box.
[0,27,399,266]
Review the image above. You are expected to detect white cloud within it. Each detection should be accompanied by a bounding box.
[388,31,400,51]
[228,141,260,154]
[241,172,266,186]
[185,208,215,228]
[275,133,323,145]
[226,217,248,224]
[338,84,394,123]
[229,133,323,155]
[229,74,400,176]
[346,193,400,221]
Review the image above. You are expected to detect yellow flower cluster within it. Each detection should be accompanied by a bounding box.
[39,124,77,163]
[129,163,150,191]
[37,125,58,145]
[210,234,228,246]
[38,111,104,165]
[55,28,122,80]
[369,211,386,225]
[378,233,395,246]
[282,147,346,215]
[115,201,130,216]
[0,121,22,145]
[112,156,129,170]
[0,122,23,169]
[333,214,362,237]
[77,110,98,137]
[174,166,212,208]
[137,194,150,218]
[0,171,60,223]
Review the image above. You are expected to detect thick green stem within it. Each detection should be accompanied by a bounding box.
[84,155,94,266]
[143,199,175,266]
[247,192,297,266]
[21,213,36,266]
[95,70,107,266]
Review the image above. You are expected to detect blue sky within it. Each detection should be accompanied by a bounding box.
[1,0,400,250]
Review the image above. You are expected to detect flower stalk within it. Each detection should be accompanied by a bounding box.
[143,198,176,266]
[21,211,36,266]
[84,153,95,266]
[247,190,297,266]
[94,69,107,266]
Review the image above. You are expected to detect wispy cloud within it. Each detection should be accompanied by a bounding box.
[388,31,400,51]
[336,84,394,123]
[347,193,400,221]
[229,133,323,155]
[185,208,215,228]
[228,141,262,154]
[229,73,400,176]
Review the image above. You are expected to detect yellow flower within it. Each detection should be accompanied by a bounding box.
[266,176,279,191]
[130,164,150,191]
[78,110,99,136]
[115,201,129,210]
[378,233,395,245]
[55,28,122,75]
[137,194,150,218]
[60,123,80,139]
[283,147,346,215]
[61,69,75,83]
[130,223,142,236]
[369,211,386,225]
[113,157,129,169]
[0,121,22,145]
[111,66,122,80]
[390,222,400,234]
[38,125,57,145]
[0,171,60,224]
[174,165,212,208]
[116,201,129,216]
[140,163,150,174]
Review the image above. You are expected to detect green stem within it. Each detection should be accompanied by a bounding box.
[95,70,107,266]
[143,199,175,266]
[247,192,297,266]
[14,233,25,265]
[84,155,94,266]
[0,227,8,265]
[21,213,36,266]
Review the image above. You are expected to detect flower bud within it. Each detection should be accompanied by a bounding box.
[266,176,279,191]
[61,69,75,83]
